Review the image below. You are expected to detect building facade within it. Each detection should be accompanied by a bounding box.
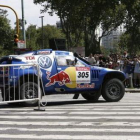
[102,24,126,49]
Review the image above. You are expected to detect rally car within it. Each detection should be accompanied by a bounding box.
[0,49,125,106]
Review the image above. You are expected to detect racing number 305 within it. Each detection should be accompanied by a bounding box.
[77,72,89,78]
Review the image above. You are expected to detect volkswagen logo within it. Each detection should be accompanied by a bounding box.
[38,56,52,69]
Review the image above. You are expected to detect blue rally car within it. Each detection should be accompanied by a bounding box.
[0,49,126,106]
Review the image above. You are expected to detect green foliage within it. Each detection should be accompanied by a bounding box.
[26,25,39,50]
[26,24,65,50]
[34,0,126,55]
[119,31,140,54]
[0,16,14,57]
[100,46,110,56]
[36,25,65,49]
[1,0,140,57]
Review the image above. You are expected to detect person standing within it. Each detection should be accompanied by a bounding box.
[87,53,96,65]
[133,57,140,87]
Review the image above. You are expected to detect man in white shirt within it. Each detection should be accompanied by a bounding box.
[87,53,96,65]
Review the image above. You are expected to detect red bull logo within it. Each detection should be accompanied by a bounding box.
[46,71,71,87]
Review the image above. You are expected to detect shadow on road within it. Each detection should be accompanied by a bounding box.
[0,99,106,108]
[45,100,106,106]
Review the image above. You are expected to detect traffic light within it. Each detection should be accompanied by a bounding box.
[14,34,19,46]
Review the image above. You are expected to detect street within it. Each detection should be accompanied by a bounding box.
[0,93,140,140]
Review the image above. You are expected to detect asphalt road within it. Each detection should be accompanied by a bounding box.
[0,93,140,140]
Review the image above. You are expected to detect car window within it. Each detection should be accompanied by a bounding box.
[56,55,75,66]
[75,58,85,67]
[56,56,67,66]
[56,55,85,67]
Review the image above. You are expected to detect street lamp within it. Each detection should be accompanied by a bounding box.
[39,16,44,49]
[21,0,26,47]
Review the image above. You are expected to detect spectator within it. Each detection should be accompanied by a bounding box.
[123,58,131,87]
[84,51,140,88]
[120,57,124,72]
[99,59,105,67]
[133,57,140,87]
[87,53,96,65]
[114,62,120,71]
[123,51,128,58]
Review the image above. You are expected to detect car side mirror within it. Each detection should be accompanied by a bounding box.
[74,52,79,57]
[75,58,77,64]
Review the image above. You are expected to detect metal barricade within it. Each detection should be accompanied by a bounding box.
[0,63,42,110]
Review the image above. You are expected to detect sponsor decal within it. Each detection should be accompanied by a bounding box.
[37,51,51,55]
[55,52,69,56]
[38,56,52,69]
[10,76,17,79]
[76,67,91,83]
[77,83,95,88]
[76,67,90,71]
[25,56,35,60]
[45,71,71,87]
[19,66,32,69]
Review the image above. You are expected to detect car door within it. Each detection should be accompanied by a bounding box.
[55,54,93,92]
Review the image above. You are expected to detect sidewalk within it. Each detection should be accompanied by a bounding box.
[125,88,140,92]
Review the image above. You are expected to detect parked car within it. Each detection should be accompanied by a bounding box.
[0,49,126,106]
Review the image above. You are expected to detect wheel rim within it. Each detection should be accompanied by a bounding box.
[24,85,38,99]
[107,83,120,98]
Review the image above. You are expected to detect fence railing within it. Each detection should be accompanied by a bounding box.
[0,63,43,110]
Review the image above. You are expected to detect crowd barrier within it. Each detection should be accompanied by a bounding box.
[0,63,43,110]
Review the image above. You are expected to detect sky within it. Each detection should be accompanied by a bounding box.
[0,0,59,28]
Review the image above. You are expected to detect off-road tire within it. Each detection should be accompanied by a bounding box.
[20,82,40,106]
[102,78,125,102]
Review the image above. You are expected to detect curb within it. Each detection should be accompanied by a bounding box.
[125,88,140,92]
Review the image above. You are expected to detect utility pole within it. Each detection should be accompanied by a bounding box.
[21,0,26,47]
[39,16,44,49]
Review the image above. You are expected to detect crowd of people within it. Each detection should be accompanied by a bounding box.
[83,51,140,88]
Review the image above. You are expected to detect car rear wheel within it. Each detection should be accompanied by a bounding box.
[20,82,40,106]
[102,78,125,102]
[81,91,100,101]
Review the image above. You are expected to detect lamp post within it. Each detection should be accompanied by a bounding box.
[0,5,19,35]
[21,0,26,47]
[39,16,44,49]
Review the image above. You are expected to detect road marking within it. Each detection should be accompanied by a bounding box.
[1,111,140,115]
[0,127,140,132]
[0,121,139,126]
[0,134,139,140]
[0,115,140,119]
[69,112,140,114]
[1,107,140,111]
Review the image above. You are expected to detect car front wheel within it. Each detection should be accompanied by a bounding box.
[102,78,125,102]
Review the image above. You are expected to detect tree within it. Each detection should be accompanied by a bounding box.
[0,14,14,57]
[26,25,39,50]
[34,0,126,55]
[36,25,65,49]
[117,0,140,54]
[119,31,140,54]
[26,24,65,49]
